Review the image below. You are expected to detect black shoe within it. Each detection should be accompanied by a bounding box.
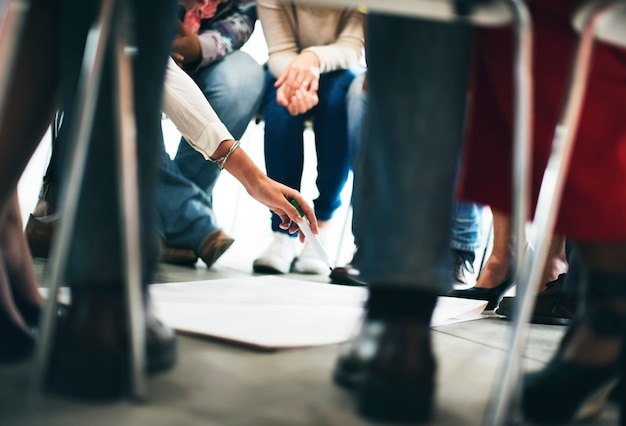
[354,318,436,423]
[329,248,367,286]
[522,271,626,423]
[0,310,35,363]
[452,249,476,285]
[495,274,577,325]
[47,288,177,400]
[333,319,383,389]
[447,272,514,310]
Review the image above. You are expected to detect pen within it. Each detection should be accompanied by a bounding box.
[290,199,333,272]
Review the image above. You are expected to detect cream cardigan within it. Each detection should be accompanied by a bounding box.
[257,0,365,78]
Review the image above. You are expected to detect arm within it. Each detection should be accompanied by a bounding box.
[302,9,364,74]
[190,0,257,72]
[220,144,317,240]
[163,58,317,238]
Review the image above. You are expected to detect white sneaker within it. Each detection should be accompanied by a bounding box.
[293,227,331,274]
[253,232,297,274]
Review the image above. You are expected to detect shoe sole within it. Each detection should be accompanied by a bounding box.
[358,375,435,422]
[494,307,572,326]
[329,272,367,287]
[201,239,234,268]
[252,264,288,274]
[332,365,364,391]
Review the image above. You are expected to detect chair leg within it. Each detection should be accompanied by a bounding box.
[113,0,146,400]
[486,1,613,424]
[30,0,116,394]
[484,0,534,423]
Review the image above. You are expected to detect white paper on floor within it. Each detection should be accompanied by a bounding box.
[150,276,487,350]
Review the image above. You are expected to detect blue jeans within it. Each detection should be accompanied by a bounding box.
[347,71,484,255]
[451,202,484,253]
[157,51,264,251]
[262,68,355,233]
[356,15,474,293]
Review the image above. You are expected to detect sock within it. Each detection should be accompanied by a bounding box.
[367,288,438,321]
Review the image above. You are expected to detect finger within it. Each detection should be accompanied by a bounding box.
[290,193,317,234]
[309,77,320,94]
[275,69,289,88]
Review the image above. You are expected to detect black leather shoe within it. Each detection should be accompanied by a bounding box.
[333,320,383,389]
[333,317,436,422]
[495,274,577,325]
[329,264,367,286]
[329,249,367,286]
[47,288,177,399]
[0,310,35,363]
[447,273,514,310]
[522,271,626,423]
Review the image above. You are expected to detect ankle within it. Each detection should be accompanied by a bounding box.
[366,288,437,321]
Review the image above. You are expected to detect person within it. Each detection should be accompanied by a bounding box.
[331,13,475,422]
[25,0,265,269]
[447,207,580,324]
[458,1,626,422]
[0,0,316,400]
[252,0,365,275]
[330,72,487,287]
[0,195,44,362]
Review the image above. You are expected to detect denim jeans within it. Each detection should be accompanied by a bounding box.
[157,51,264,251]
[451,202,485,253]
[347,70,484,256]
[262,68,356,233]
[59,0,176,288]
[44,51,264,253]
[356,15,474,293]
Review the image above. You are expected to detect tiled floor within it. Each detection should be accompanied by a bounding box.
[2,35,620,425]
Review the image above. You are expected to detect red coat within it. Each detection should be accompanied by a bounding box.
[458,0,626,241]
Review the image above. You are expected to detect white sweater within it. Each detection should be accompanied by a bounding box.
[257,0,365,78]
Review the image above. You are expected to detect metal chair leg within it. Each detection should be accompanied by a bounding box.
[113,0,146,400]
[486,1,616,424]
[484,0,534,423]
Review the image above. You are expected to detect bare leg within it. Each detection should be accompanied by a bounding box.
[476,209,568,290]
[0,0,60,218]
[1,194,43,309]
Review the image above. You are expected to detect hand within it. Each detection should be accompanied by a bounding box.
[172,20,201,66]
[279,87,319,116]
[275,51,320,108]
[246,176,318,242]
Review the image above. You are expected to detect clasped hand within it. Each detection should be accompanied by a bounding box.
[172,20,201,68]
[275,51,321,116]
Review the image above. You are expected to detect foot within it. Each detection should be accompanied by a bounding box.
[334,290,438,423]
[0,309,35,363]
[198,229,234,268]
[522,271,625,423]
[495,274,578,325]
[348,317,436,422]
[293,225,331,274]
[159,240,198,266]
[253,232,297,274]
[329,248,367,286]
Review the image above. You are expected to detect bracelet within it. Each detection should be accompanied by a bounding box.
[210,140,240,170]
